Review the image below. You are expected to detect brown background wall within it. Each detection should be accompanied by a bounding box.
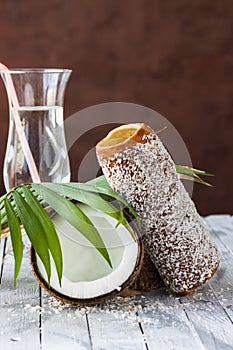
[0,0,232,215]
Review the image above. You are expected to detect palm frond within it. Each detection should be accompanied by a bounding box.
[176,165,213,187]
[4,198,23,286]
[0,164,213,286]
[0,180,136,284]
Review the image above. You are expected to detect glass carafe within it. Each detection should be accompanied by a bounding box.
[1,68,71,191]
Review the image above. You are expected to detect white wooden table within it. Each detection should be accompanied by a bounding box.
[0,215,233,350]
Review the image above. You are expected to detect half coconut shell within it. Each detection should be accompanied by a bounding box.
[31,203,145,305]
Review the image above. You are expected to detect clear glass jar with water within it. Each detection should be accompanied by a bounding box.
[1,68,71,191]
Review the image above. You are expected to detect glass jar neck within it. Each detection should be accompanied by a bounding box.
[1,68,72,107]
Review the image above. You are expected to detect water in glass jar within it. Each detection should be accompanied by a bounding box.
[4,106,70,190]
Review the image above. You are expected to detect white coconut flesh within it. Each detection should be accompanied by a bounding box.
[36,203,140,300]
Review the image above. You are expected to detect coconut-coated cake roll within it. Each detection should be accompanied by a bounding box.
[96,123,219,295]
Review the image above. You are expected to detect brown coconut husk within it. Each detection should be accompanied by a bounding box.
[119,251,164,297]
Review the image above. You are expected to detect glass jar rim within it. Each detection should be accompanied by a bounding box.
[0,68,72,74]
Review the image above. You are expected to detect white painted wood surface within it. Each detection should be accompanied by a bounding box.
[0,215,233,350]
[0,239,40,350]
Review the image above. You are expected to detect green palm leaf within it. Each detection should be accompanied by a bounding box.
[21,186,63,285]
[69,177,140,226]
[178,173,213,187]
[32,184,112,268]
[4,198,23,286]
[12,191,51,284]
[176,165,214,177]
[38,182,126,223]
[176,165,213,187]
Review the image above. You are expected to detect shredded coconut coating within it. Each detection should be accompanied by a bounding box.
[97,129,219,294]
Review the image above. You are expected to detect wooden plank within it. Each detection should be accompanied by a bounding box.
[205,215,233,252]
[208,238,233,321]
[180,284,233,350]
[179,220,233,350]
[40,290,91,350]
[136,290,205,350]
[0,239,41,350]
[86,297,146,350]
[204,215,233,320]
